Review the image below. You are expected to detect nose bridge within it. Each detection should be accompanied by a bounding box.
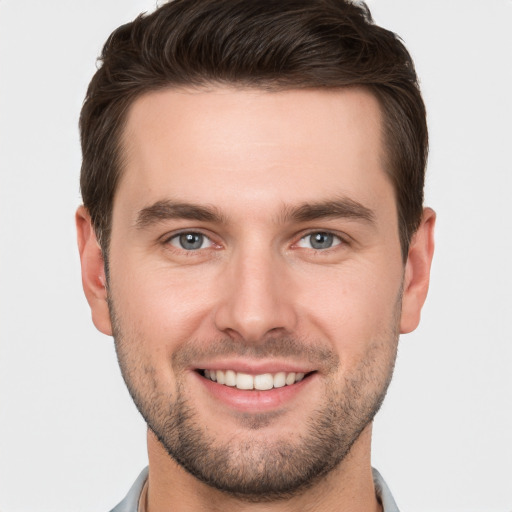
[214,239,296,342]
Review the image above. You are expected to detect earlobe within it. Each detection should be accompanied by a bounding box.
[76,206,113,336]
[400,207,436,334]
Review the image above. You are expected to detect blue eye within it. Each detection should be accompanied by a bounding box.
[297,232,341,250]
[169,232,213,250]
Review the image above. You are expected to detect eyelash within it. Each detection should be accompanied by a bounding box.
[162,229,348,254]
[294,230,349,253]
[163,230,218,252]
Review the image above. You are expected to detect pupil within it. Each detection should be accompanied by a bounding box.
[311,232,333,249]
[180,233,203,250]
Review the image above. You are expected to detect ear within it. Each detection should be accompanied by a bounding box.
[400,207,436,334]
[76,206,112,336]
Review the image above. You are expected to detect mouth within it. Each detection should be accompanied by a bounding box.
[199,369,311,390]
[194,365,318,413]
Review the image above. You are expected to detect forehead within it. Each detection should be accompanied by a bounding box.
[117,86,392,220]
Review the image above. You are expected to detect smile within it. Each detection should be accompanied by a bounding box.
[202,369,306,390]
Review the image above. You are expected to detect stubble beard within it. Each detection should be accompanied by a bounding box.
[109,299,400,502]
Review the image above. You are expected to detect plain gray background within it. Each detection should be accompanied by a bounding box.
[0,1,511,510]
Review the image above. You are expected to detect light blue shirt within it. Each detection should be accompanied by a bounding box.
[110,466,399,512]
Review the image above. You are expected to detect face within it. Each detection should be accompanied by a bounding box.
[78,86,432,500]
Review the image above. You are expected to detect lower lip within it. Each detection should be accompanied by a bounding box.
[194,371,315,412]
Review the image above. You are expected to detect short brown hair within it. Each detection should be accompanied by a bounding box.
[80,0,427,261]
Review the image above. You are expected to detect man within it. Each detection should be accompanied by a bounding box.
[76,0,435,510]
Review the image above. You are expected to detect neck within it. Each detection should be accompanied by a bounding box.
[144,426,382,512]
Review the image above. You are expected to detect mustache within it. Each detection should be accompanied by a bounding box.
[172,335,340,373]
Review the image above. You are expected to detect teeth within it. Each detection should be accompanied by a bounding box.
[285,372,296,386]
[225,370,236,387]
[203,369,308,390]
[254,373,273,390]
[236,372,254,390]
[273,372,286,388]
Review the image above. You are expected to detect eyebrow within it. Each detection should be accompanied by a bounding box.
[281,198,376,225]
[135,197,376,229]
[136,200,227,229]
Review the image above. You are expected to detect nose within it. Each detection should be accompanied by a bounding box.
[213,246,298,343]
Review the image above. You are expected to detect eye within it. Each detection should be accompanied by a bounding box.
[168,232,213,251]
[297,232,342,250]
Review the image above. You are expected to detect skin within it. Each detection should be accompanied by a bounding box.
[77,86,435,512]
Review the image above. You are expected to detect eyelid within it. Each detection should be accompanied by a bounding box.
[162,229,221,250]
[159,228,350,253]
[293,229,349,250]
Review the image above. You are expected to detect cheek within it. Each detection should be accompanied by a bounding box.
[294,260,402,358]
[108,261,217,399]
[109,239,403,370]
[109,255,219,347]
